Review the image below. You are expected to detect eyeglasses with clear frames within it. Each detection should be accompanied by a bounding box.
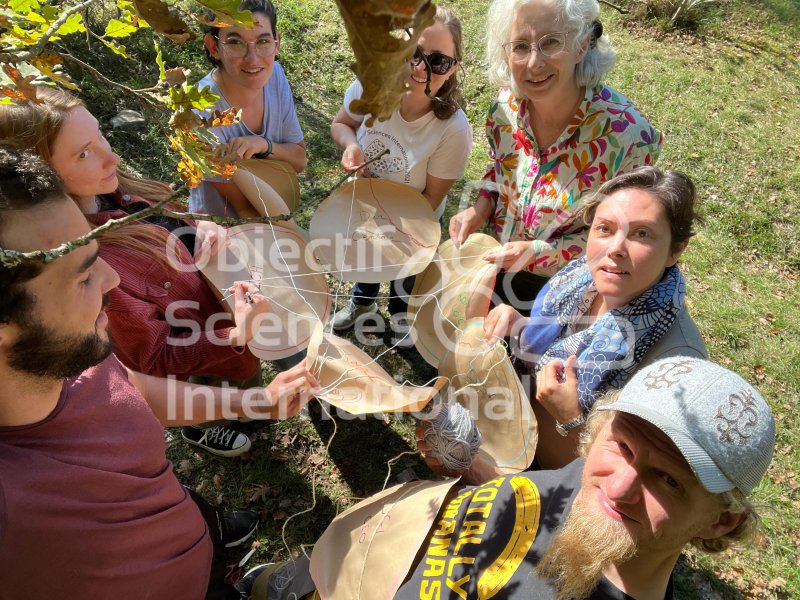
[502,32,572,61]
[215,36,277,58]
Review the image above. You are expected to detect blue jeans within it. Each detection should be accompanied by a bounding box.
[351,276,416,316]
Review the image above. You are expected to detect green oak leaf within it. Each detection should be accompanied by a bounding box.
[8,0,41,16]
[104,18,138,38]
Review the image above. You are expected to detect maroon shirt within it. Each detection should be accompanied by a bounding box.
[87,190,259,381]
[0,356,213,599]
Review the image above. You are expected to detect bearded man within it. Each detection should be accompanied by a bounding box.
[243,356,775,600]
[0,147,320,600]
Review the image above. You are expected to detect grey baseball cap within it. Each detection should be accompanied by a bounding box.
[597,357,776,495]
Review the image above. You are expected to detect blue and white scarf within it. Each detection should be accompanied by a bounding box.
[517,256,685,413]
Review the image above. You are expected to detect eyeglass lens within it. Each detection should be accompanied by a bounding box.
[505,33,568,60]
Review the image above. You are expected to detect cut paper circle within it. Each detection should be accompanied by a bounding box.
[408,233,501,368]
[310,478,460,600]
[234,158,300,212]
[199,224,330,360]
[306,321,446,414]
[438,318,537,473]
[232,159,302,233]
[309,178,440,283]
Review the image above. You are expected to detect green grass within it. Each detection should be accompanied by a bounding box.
[67,0,800,596]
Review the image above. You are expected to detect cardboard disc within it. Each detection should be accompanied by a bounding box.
[232,159,303,235]
[199,224,330,360]
[233,158,300,212]
[408,233,501,368]
[310,478,460,600]
[306,321,446,413]
[309,178,440,283]
[438,318,537,473]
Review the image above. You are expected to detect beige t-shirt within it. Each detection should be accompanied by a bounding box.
[344,80,473,218]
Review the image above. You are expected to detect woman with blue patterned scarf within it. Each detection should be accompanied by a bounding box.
[480,167,707,472]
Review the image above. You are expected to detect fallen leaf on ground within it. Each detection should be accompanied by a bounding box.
[768,577,786,590]
[177,459,193,478]
[246,485,270,503]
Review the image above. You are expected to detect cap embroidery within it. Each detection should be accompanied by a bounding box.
[715,390,759,446]
[643,359,695,390]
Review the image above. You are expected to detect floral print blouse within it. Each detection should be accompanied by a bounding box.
[478,85,663,276]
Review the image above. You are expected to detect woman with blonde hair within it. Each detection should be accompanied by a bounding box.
[0,87,307,459]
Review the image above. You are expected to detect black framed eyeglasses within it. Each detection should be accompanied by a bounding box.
[411,47,457,75]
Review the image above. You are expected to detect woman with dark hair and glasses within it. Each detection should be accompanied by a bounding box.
[189,0,307,220]
[329,5,473,347]
[450,0,663,314]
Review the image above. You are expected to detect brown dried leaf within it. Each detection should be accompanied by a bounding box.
[132,0,194,43]
[335,0,435,124]
[767,577,786,590]
[2,65,40,103]
[0,86,28,101]
[164,67,187,86]
[212,474,223,490]
[308,451,326,466]
[200,108,241,128]
[169,109,203,132]
[246,484,270,503]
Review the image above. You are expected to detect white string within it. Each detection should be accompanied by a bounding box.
[233,168,515,560]
[280,402,338,557]
[218,253,494,285]
[326,175,360,361]
[241,170,325,325]
[221,252,494,349]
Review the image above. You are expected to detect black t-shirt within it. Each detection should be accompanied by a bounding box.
[394,459,674,600]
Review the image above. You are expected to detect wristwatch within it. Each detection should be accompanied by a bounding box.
[555,413,587,437]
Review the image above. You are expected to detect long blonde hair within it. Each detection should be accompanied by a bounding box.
[0,86,181,265]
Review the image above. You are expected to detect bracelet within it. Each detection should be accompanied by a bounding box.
[555,413,587,437]
[254,138,273,159]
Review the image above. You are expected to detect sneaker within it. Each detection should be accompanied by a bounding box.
[331,300,378,331]
[223,510,259,548]
[235,563,273,596]
[390,314,415,350]
[181,425,251,457]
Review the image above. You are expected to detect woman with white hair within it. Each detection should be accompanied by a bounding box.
[450,0,663,311]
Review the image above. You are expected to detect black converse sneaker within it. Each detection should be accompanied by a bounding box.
[181,425,251,457]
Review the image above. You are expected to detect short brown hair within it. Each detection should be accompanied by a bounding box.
[580,167,702,253]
